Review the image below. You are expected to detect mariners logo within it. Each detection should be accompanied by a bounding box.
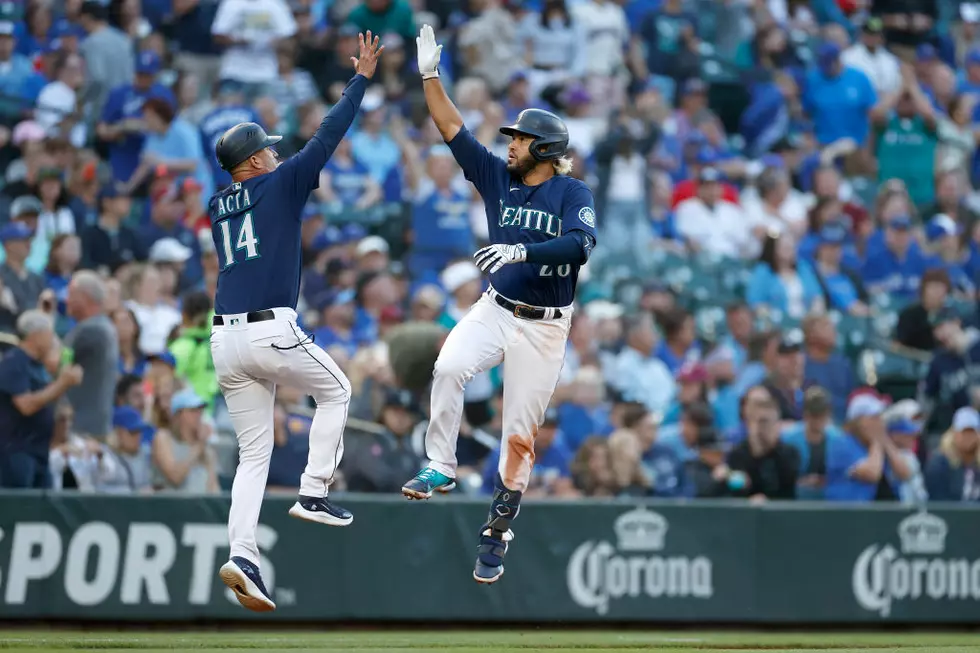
[852,510,980,617]
[578,206,596,228]
[566,507,713,615]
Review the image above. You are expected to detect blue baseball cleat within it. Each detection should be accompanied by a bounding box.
[219,556,276,612]
[288,495,353,526]
[473,528,514,584]
[401,467,456,500]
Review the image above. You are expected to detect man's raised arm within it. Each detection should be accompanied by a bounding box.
[418,25,463,143]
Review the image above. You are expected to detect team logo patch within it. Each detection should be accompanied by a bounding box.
[578,206,596,228]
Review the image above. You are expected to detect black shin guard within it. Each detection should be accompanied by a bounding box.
[481,474,522,537]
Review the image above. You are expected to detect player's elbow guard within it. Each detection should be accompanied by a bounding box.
[574,231,595,265]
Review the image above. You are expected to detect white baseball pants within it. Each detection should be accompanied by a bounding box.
[211,308,351,564]
[425,290,571,492]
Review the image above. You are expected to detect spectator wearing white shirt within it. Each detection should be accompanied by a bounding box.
[571,0,629,113]
[841,17,901,96]
[458,0,520,94]
[78,0,134,116]
[35,51,87,148]
[211,0,297,94]
[675,167,756,259]
[609,313,676,415]
[742,166,808,240]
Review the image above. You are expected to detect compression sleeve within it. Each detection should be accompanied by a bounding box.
[523,231,594,266]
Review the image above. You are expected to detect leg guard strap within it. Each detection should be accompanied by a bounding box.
[482,474,522,536]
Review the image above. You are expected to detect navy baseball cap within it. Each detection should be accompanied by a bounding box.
[817,42,841,73]
[99,182,129,202]
[311,225,342,251]
[136,51,162,75]
[113,406,149,432]
[886,215,913,230]
[0,222,34,243]
[681,78,707,95]
[315,288,355,312]
[818,221,848,245]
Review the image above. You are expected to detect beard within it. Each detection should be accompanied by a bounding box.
[506,154,537,177]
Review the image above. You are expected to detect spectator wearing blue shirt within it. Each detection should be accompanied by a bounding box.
[861,215,934,303]
[803,42,877,146]
[0,310,83,488]
[352,270,399,346]
[740,71,798,158]
[621,402,683,498]
[97,52,176,184]
[351,94,401,184]
[311,289,359,364]
[655,306,701,375]
[662,361,718,428]
[825,393,912,502]
[198,80,261,190]
[810,221,869,315]
[481,409,575,497]
[634,0,700,81]
[111,306,147,379]
[731,330,780,401]
[659,401,713,463]
[763,329,807,424]
[408,145,473,280]
[747,232,825,322]
[925,407,980,502]
[925,213,975,296]
[782,387,842,500]
[802,313,855,424]
[267,399,312,491]
[555,365,613,452]
[316,137,381,212]
[0,21,41,122]
[130,97,213,208]
[609,313,676,415]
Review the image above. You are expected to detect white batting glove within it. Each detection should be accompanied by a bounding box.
[474,244,526,275]
[416,24,443,80]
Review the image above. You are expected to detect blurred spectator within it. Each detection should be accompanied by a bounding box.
[36,51,87,147]
[211,0,297,94]
[48,400,111,491]
[345,389,422,493]
[98,51,175,185]
[936,94,978,173]
[632,0,699,84]
[267,387,312,491]
[131,97,213,203]
[351,92,400,185]
[96,406,154,493]
[517,0,585,100]
[78,0,134,116]
[782,387,840,500]
[0,20,37,121]
[407,146,472,279]
[572,0,628,108]
[656,305,700,373]
[923,171,979,236]
[747,232,824,321]
[169,291,217,409]
[437,261,482,329]
[895,268,950,352]
[803,42,876,147]
[920,306,980,435]
[802,313,855,423]
[682,427,738,498]
[0,221,45,315]
[675,167,754,259]
[44,234,81,314]
[886,416,927,505]
[826,393,912,502]
[608,426,650,497]
[925,213,974,297]
[315,137,381,210]
[570,436,615,496]
[112,306,146,377]
[269,39,318,120]
[662,361,710,427]
[64,271,118,440]
[312,288,358,361]
[458,0,520,94]
[36,167,77,245]
[311,25,361,103]
[763,329,806,423]
[660,401,713,463]
[925,406,980,502]
[0,310,83,488]
[608,313,674,414]
[841,17,901,96]
[126,264,181,355]
[861,214,933,303]
[483,407,575,497]
[199,80,261,189]
[871,67,938,209]
[743,167,808,239]
[346,0,416,44]
[726,392,800,500]
[409,285,444,322]
[810,221,869,315]
[740,71,801,159]
[151,387,218,492]
[80,183,142,273]
[625,402,682,497]
[556,365,612,452]
[732,330,780,399]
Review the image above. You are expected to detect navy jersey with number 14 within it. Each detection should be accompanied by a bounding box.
[446,127,597,308]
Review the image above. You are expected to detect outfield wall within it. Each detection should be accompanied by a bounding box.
[0,492,977,623]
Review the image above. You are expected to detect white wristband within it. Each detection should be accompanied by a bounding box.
[421,70,439,80]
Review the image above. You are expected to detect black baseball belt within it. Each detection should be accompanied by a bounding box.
[212,309,276,326]
[493,294,562,321]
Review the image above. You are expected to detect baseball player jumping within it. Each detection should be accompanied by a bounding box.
[210,33,383,612]
[402,25,598,584]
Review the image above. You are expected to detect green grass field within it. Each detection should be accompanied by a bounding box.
[1,630,979,653]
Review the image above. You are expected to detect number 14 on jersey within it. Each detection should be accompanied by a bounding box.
[218,212,261,268]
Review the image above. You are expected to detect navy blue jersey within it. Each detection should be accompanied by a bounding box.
[200,105,263,189]
[210,75,368,315]
[447,127,597,307]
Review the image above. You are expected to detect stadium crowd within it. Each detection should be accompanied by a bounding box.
[0,0,979,503]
